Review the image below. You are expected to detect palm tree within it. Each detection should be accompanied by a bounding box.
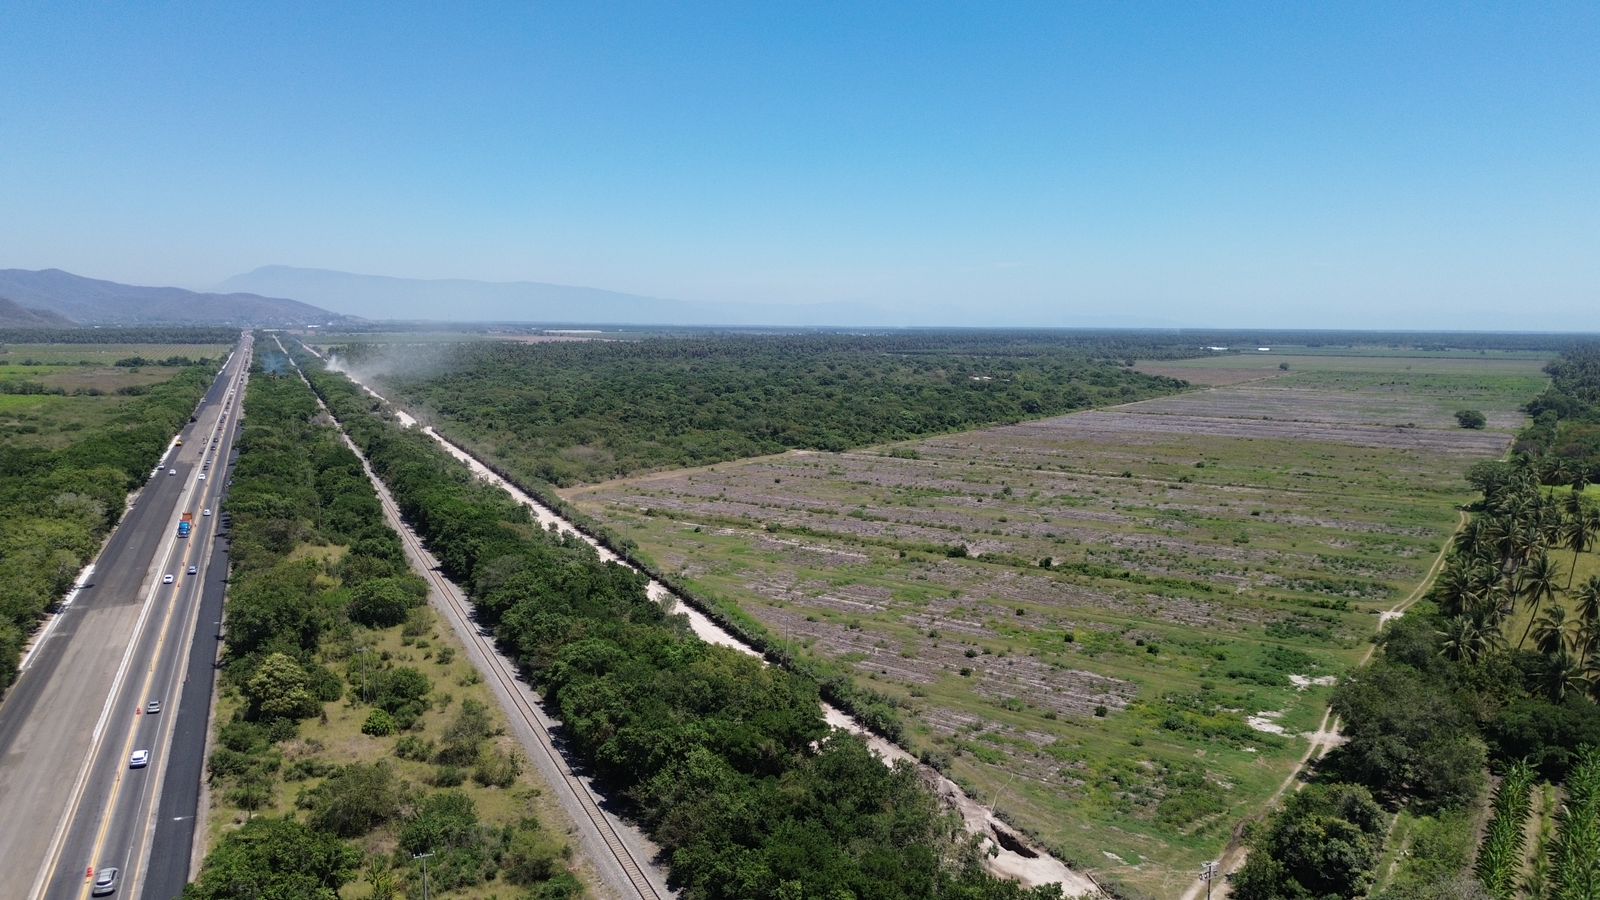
[1482,583,1516,627]
[1511,523,1545,574]
[1517,552,1563,650]
[1578,576,1600,631]
[1434,562,1475,617]
[1546,458,1574,491]
[1544,651,1587,703]
[1484,515,1517,571]
[1454,518,1488,558]
[1580,621,1600,661]
[1534,606,1575,658]
[1440,615,1490,664]
[1563,509,1594,589]
[1567,486,1588,518]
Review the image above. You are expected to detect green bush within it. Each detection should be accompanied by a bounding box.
[394,734,434,762]
[473,745,521,788]
[361,709,397,737]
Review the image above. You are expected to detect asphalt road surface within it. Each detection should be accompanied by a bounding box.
[0,335,251,900]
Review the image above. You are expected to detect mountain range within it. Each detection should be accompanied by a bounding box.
[4,265,1178,329]
[217,265,890,326]
[0,296,75,328]
[0,269,347,327]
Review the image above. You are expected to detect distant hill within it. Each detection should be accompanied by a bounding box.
[0,296,76,328]
[217,264,890,326]
[0,269,349,327]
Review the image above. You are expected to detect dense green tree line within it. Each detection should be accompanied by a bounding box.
[1521,344,1600,482]
[337,334,1185,485]
[0,362,215,696]
[188,351,578,899]
[0,326,239,344]
[296,349,1077,900]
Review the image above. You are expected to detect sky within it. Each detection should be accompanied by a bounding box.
[1,1,1596,329]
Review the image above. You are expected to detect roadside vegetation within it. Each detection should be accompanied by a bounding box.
[330,332,1189,485]
[293,345,1079,900]
[0,336,222,697]
[189,352,583,899]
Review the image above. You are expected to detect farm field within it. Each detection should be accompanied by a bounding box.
[0,342,231,364]
[1,342,230,448]
[562,351,1550,896]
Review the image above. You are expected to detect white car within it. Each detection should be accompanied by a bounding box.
[198,473,206,481]
[129,750,149,768]
[168,469,176,477]
[187,565,197,575]
[203,508,211,516]
[162,574,174,584]
[146,700,161,714]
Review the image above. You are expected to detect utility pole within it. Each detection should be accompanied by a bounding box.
[1200,860,1219,900]
[413,851,435,900]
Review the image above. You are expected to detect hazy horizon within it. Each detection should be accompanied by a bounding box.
[1,4,1595,330]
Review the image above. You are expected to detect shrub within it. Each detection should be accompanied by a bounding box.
[502,819,568,885]
[394,734,434,762]
[473,745,522,788]
[361,709,397,737]
[305,762,403,838]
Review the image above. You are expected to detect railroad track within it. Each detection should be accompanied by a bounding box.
[372,458,666,900]
[278,338,665,900]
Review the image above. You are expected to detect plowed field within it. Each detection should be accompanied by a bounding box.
[565,351,1548,896]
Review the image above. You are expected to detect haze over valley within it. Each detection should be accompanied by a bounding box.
[1,5,1597,900]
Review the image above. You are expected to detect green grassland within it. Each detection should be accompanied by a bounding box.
[0,342,231,364]
[1,343,229,448]
[563,353,1549,896]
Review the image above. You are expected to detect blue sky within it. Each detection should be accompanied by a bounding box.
[1,2,1595,328]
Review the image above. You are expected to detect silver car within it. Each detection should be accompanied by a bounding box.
[91,866,118,896]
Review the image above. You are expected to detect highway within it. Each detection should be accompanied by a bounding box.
[0,334,252,900]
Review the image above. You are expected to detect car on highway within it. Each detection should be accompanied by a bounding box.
[162,574,174,584]
[187,565,197,575]
[203,508,211,516]
[198,473,206,480]
[146,700,161,714]
[129,750,149,768]
[168,468,176,476]
[91,866,118,896]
